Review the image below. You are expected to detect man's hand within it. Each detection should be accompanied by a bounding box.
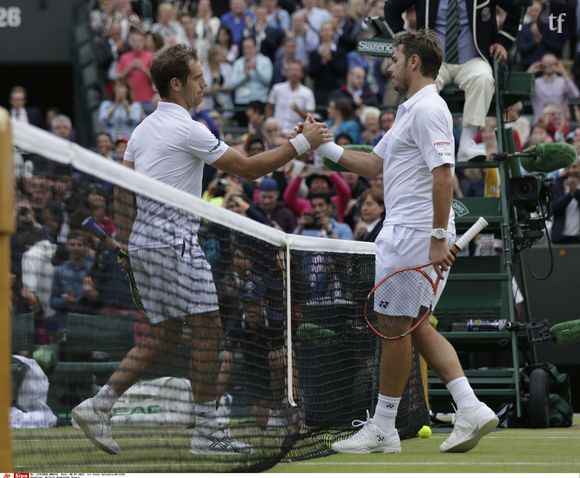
[566,174,579,194]
[429,239,455,280]
[62,292,77,304]
[83,276,99,299]
[301,113,332,149]
[489,43,508,63]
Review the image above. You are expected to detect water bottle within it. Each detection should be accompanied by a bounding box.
[467,319,507,331]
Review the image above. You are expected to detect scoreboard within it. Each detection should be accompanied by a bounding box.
[0,0,78,64]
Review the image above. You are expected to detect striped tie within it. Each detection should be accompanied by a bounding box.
[446,0,460,64]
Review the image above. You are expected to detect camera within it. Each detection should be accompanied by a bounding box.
[303,212,322,230]
[508,174,552,212]
[364,16,392,38]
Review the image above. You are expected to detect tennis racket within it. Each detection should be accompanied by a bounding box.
[81,217,147,318]
[364,217,489,340]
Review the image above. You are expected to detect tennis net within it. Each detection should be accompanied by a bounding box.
[9,120,428,472]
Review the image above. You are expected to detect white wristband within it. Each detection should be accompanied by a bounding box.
[317,141,344,163]
[289,133,311,156]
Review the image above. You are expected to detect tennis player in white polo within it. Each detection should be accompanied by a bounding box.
[314,30,498,454]
[72,44,331,455]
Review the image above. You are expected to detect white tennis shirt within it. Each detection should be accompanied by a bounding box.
[373,84,456,232]
[125,101,228,250]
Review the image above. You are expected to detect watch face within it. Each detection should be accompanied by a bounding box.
[432,229,445,240]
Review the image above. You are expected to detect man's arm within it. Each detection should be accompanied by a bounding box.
[383,0,415,37]
[432,164,453,230]
[430,164,455,277]
[326,149,383,180]
[213,118,330,180]
[114,160,136,247]
[495,0,523,51]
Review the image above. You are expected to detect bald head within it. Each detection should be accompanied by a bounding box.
[348,67,366,90]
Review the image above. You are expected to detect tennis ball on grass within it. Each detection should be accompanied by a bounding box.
[418,425,432,438]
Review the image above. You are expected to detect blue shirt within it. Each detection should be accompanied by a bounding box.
[50,258,94,311]
[435,0,478,63]
[267,8,291,31]
[301,218,353,240]
[229,54,274,104]
[327,119,362,145]
[220,11,256,45]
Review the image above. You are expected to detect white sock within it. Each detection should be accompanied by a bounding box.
[446,376,479,409]
[195,400,217,419]
[372,394,400,432]
[93,385,118,413]
[460,125,478,147]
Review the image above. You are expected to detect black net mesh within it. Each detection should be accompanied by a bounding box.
[10,126,427,472]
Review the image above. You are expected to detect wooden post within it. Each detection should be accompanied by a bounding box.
[0,108,15,471]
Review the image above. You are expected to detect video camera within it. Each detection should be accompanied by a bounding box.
[508,173,554,250]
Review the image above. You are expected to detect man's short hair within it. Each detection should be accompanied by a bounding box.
[394,29,443,80]
[151,44,199,98]
[308,191,334,204]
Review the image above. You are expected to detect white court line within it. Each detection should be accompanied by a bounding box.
[288,461,580,466]
[15,461,580,470]
[13,436,580,444]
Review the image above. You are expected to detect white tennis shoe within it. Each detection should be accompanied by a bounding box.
[331,411,401,454]
[71,398,119,454]
[440,402,499,453]
[190,428,254,454]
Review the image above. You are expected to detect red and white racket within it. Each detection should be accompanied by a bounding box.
[364,217,489,340]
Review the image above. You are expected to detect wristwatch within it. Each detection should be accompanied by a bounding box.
[431,228,446,240]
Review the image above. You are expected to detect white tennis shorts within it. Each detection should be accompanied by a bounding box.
[374,224,455,317]
[130,243,219,324]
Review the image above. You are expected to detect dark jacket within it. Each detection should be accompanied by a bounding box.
[307,47,348,106]
[256,202,297,233]
[359,219,384,242]
[383,0,522,63]
[551,177,580,244]
[330,84,380,108]
[336,17,363,52]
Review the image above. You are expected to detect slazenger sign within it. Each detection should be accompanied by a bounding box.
[357,38,394,57]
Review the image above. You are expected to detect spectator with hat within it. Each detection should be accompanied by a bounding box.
[255,178,297,233]
[283,169,352,221]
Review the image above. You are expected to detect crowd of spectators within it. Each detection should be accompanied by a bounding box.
[8,0,580,349]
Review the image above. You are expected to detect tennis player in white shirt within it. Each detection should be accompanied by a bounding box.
[72,44,330,455]
[314,30,498,454]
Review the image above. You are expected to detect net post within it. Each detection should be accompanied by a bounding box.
[0,108,15,471]
[285,241,296,406]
